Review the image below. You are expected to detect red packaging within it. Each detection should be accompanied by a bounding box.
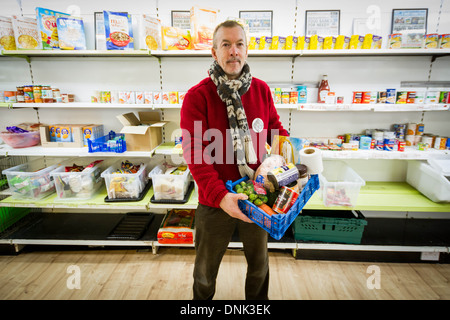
[272,186,299,214]
[398,140,406,152]
[362,92,371,103]
[352,91,362,103]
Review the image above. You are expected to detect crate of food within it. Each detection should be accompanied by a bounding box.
[226,174,320,240]
[406,160,450,202]
[149,163,191,201]
[101,159,150,201]
[2,158,67,200]
[318,160,365,207]
[87,130,126,153]
[50,158,110,201]
[293,209,367,244]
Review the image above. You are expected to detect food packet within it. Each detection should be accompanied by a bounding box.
[254,155,286,192]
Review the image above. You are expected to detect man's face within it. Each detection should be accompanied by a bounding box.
[212,26,248,80]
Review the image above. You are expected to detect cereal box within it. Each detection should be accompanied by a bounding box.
[349,35,364,49]
[323,36,334,50]
[36,7,69,49]
[334,35,349,49]
[272,36,286,50]
[190,6,217,50]
[161,26,191,50]
[0,16,16,50]
[56,16,86,50]
[439,34,450,49]
[389,34,402,49]
[104,11,134,50]
[139,14,162,50]
[11,15,42,50]
[285,35,297,50]
[424,34,439,49]
[259,36,272,50]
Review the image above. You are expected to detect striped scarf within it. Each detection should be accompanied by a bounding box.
[209,60,257,179]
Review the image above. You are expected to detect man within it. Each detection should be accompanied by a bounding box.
[180,20,288,300]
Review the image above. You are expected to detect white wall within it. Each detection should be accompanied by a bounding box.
[1,0,449,184]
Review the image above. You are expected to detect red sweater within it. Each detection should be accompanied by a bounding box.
[180,77,289,208]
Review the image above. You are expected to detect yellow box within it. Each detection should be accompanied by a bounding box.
[259,36,272,50]
[271,36,286,50]
[334,35,350,49]
[248,37,259,50]
[285,35,296,50]
[323,36,334,49]
[309,35,324,50]
[349,35,364,49]
[296,36,305,50]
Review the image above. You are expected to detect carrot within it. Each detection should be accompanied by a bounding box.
[258,203,277,216]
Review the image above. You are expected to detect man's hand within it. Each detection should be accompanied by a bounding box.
[219,192,253,223]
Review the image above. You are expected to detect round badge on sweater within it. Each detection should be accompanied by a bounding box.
[252,118,264,133]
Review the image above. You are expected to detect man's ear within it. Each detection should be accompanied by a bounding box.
[211,47,218,61]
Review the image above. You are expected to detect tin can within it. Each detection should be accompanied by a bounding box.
[267,163,299,190]
[398,140,406,152]
[274,88,282,104]
[281,91,290,104]
[415,123,424,136]
[4,91,16,103]
[447,137,450,150]
[272,185,299,214]
[386,89,396,104]
[417,142,429,151]
[434,136,448,150]
[407,123,417,135]
[289,91,298,104]
[422,135,434,148]
[405,135,415,146]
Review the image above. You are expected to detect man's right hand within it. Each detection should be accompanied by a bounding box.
[219,192,254,223]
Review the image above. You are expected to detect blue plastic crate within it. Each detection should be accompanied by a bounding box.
[88,131,126,153]
[226,174,320,240]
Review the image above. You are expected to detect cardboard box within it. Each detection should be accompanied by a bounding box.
[40,125,84,148]
[116,111,167,152]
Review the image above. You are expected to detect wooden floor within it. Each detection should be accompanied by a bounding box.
[0,247,449,300]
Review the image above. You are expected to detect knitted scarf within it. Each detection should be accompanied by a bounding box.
[209,60,257,179]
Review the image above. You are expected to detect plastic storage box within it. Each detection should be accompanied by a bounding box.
[101,159,150,200]
[318,160,365,207]
[226,174,320,240]
[50,158,109,201]
[293,209,367,244]
[149,164,191,201]
[2,158,66,200]
[406,160,450,202]
[0,131,41,148]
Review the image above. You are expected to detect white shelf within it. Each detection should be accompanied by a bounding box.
[3,48,450,59]
[9,102,449,112]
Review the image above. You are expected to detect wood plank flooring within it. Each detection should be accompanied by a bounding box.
[0,247,449,300]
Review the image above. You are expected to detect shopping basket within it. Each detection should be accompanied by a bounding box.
[226,174,320,240]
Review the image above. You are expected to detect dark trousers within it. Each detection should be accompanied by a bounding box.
[193,203,269,300]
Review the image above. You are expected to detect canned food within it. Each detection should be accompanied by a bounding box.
[407,123,417,135]
[4,91,16,103]
[398,140,406,152]
[422,136,433,148]
[439,91,449,103]
[434,136,448,150]
[405,135,415,146]
[362,91,371,103]
[415,123,424,136]
[417,142,429,151]
[272,186,299,214]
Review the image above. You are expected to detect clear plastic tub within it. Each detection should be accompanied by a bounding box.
[51,158,110,201]
[149,163,191,201]
[2,158,67,200]
[407,160,450,202]
[101,159,150,200]
[318,160,366,207]
[0,131,40,148]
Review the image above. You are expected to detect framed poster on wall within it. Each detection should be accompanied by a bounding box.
[391,8,428,33]
[171,11,190,29]
[239,11,273,37]
[305,10,340,36]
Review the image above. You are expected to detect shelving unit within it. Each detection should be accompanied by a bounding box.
[1,0,449,262]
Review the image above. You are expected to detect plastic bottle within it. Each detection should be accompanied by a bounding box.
[318,75,330,103]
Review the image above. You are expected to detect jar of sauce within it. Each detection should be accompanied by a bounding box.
[16,86,25,103]
[52,88,61,102]
[41,85,54,103]
[33,85,42,103]
[24,85,34,103]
